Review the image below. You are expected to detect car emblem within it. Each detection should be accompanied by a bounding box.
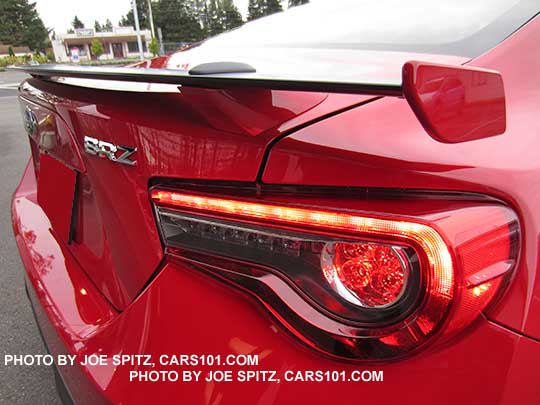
[23,107,38,136]
[84,136,137,166]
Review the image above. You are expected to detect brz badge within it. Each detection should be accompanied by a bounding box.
[84,136,137,166]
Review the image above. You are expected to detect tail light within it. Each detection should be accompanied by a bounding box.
[150,188,519,361]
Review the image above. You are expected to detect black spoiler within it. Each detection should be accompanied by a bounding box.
[12,62,506,144]
[12,64,402,96]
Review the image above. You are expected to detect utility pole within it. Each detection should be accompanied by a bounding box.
[132,0,145,61]
[147,0,156,39]
[157,27,164,55]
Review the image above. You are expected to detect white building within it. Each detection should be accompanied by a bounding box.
[52,27,153,63]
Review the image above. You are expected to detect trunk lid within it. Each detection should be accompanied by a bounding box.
[18,45,465,311]
[20,76,374,310]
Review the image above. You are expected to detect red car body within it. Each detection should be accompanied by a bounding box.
[11,2,540,404]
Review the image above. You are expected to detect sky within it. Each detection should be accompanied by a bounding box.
[33,0,250,34]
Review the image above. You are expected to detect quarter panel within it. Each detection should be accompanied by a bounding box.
[262,17,540,340]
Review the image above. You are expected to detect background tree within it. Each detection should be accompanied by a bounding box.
[247,0,264,21]
[119,0,243,44]
[248,0,282,21]
[188,0,209,29]
[104,19,114,32]
[0,0,49,51]
[265,0,282,14]
[288,0,308,7]
[154,0,204,42]
[72,15,85,29]
[120,1,149,28]
[206,0,223,36]
[90,39,104,59]
[220,0,243,32]
[188,0,242,37]
[149,37,160,56]
[94,20,102,32]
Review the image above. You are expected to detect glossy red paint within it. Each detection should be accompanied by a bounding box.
[14,197,540,405]
[402,61,506,143]
[9,5,540,405]
[12,160,116,342]
[18,78,373,310]
[129,55,171,69]
[20,95,85,173]
[150,188,519,360]
[263,17,540,341]
[37,154,76,243]
[17,80,367,309]
[12,160,540,402]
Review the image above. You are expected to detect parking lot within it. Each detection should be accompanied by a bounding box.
[0,70,61,404]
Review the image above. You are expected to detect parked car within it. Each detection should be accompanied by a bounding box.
[11,0,540,403]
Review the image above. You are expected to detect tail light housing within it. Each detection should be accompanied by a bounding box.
[150,188,519,361]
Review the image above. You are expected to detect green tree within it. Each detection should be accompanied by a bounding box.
[188,0,242,37]
[120,1,149,29]
[154,0,204,42]
[72,15,85,29]
[220,0,243,31]
[0,0,49,51]
[289,0,309,8]
[248,0,264,21]
[120,0,207,42]
[149,37,160,56]
[206,0,223,36]
[104,19,114,32]
[288,0,308,7]
[90,39,104,59]
[188,0,209,28]
[94,20,102,32]
[248,0,282,21]
[265,0,282,14]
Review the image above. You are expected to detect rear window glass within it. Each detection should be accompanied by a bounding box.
[207,0,539,57]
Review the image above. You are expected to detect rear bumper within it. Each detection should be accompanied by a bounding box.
[24,282,75,405]
[13,159,540,405]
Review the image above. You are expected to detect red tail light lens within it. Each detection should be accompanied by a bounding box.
[321,243,408,308]
[151,188,519,361]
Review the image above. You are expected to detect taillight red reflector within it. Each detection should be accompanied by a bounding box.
[321,243,408,308]
[151,189,453,296]
[151,188,519,361]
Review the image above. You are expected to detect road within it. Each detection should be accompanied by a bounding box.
[0,70,62,404]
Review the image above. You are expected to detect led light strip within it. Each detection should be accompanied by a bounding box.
[151,189,454,298]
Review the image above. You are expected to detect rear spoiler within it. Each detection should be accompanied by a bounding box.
[13,62,506,143]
